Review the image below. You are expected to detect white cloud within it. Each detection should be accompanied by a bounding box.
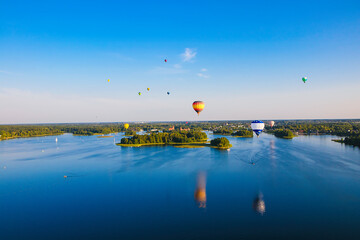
[201,68,207,72]
[197,73,209,78]
[174,64,182,69]
[181,48,197,62]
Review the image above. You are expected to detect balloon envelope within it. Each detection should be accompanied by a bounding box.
[269,121,275,127]
[124,124,129,130]
[167,92,170,95]
[302,77,307,83]
[107,79,110,82]
[192,101,205,115]
[147,88,150,91]
[138,92,141,96]
[251,120,265,136]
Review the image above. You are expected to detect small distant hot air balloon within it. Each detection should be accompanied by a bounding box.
[147,88,150,91]
[167,92,170,95]
[124,124,129,130]
[138,92,141,96]
[164,59,167,63]
[251,120,265,137]
[107,79,110,82]
[192,101,205,116]
[269,121,275,128]
[186,122,188,124]
[302,77,307,83]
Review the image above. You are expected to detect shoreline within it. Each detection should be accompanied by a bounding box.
[116,141,232,149]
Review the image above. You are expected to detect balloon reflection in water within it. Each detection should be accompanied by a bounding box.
[194,171,207,208]
[252,193,265,215]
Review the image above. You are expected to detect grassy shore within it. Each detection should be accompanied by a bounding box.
[0,133,63,141]
[116,141,233,149]
[210,144,233,150]
[97,135,114,138]
[231,135,252,138]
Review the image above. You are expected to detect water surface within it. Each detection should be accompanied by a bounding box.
[0,133,359,239]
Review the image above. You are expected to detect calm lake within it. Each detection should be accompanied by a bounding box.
[0,133,360,240]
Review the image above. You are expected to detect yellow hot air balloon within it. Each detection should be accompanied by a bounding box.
[124,124,129,130]
[192,101,205,116]
[147,88,150,91]
[107,79,110,82]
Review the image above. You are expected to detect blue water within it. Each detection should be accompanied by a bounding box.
[0,133,360,239]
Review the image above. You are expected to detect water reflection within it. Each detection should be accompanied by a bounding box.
[270,139,276,168]
[194,171,207,208]
[252,193,265,215]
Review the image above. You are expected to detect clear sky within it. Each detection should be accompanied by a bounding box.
[1,0,359,124]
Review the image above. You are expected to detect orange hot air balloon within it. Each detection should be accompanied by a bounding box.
[192,101,205,116]
[194,171,207,208]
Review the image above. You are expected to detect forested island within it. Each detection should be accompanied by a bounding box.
[333,136,360,147]
[271,129,295,139]
[210,137,232,149]
[118,131,207,147]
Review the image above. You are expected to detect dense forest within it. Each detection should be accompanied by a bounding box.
[231,129,253,138]
[0,124,127,140]
[213,128,233,135]
[267,121,360,136]
[120,131,207,145]
[1,120,359,147]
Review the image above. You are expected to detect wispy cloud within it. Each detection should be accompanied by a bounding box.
[181,48,197,62]
[197,73,209,78]
[149,66,187,75]
[0,70,13,75]
[173,64,182,69]
[197,68,209,78]
[104,52,134,61]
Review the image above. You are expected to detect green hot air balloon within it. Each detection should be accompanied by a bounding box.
[302,77,308,83]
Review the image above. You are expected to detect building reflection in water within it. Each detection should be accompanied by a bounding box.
[194,171,207,208]
[252,193,265,215]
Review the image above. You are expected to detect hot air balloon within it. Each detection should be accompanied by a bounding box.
[124,124,129,130]
[192,101,205,116]
[269,121,275,127]
[147,88,150,91]
[194,172,207,208]
[164,59,167,63]
[251,120,265,137]
[302,77,307,83]
[252,193,265,215]
[138,92,141,96]
[107,79,110,82]
[167,92,170,95]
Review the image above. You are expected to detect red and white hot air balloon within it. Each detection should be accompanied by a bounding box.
[269,121,275,128]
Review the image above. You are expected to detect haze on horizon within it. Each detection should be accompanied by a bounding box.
[1,0,360,124]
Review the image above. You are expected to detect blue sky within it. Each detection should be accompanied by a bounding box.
[1,0,360,123]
